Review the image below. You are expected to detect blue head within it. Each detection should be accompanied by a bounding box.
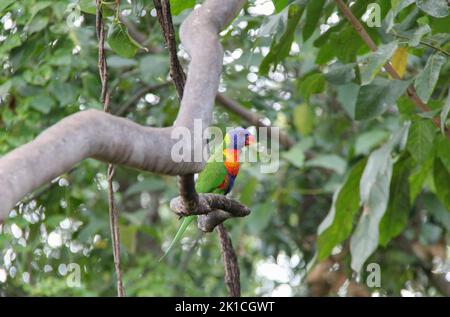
[224,127,255,150]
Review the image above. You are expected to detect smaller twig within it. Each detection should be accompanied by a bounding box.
[153,0,186,99]
[114,82,171,116]
[217,224,241,297]
[390,31,450,57]
[119,15,163,54]
[96,0,125,297]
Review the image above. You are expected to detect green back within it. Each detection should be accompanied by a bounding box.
[195,142,227,194]
[159,142,228,262]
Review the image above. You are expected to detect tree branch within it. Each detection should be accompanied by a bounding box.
[170,193,251,231]
[153,0,200,220]
[153,1,245,297]
[114,82,171,116]
[217,224,241,297]
[389,31,450,57]
[153,0,187,100]
[216,94,295,149]
[334,0,450,140]
[119,15,163,54]
[0,0,247,220]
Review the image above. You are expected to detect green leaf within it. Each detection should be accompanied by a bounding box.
[49,82,77,106]
[302,0,325,41]
[259,4,304,75]
[298,72,326,101]
[379,156,412,246]
[0,0,15,12]
[259,8,289,37]
[317,159,367,260]
[359,42,398,85]
[28,16,49,35]
[246,202,274,235]
[324,62,356,85]
[107,21,139,58]
[79,0,97,14]
[350,148,393,273]
[406,118,436,163]
[170,0,196,16]
[435,135,450,173]
[0,33,22,55]
[23,65,52,86]
[283,144,305,168]
[397,95,417,116]
[409,157,433,203]
[433,158,450,209]
[337,83,359,119]
[415,0,449,18]
[305,154,347,175]
[355,78,410,120]
[79,0,115,16]
[354,130,389,156]
[350,123,410,273]
[409,24,431,47]
[272,0,289,13]
[317,27,364,64]
[414,53,447,103]
[28,94,55,114]
[430,15,450,33]
[293,103,314,135]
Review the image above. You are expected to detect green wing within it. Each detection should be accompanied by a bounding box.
[195,142,227,194]
[159,143,227,262]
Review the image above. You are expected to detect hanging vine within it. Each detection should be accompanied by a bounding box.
[95,0,125,297]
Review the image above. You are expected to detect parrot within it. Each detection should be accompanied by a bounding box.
[159,127,255,261]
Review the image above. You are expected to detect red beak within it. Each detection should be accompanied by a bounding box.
[245,134,255,146]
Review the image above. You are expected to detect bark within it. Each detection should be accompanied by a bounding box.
[0,0,247,220]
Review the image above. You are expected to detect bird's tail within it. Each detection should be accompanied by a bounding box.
[158,215,195,262]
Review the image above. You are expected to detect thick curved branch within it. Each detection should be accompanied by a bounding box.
[0,0,246,220]
[153,2,245,299]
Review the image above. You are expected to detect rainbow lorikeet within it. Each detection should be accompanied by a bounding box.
[159,127,255,261]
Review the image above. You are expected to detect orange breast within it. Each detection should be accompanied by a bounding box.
[223,149,240,176]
